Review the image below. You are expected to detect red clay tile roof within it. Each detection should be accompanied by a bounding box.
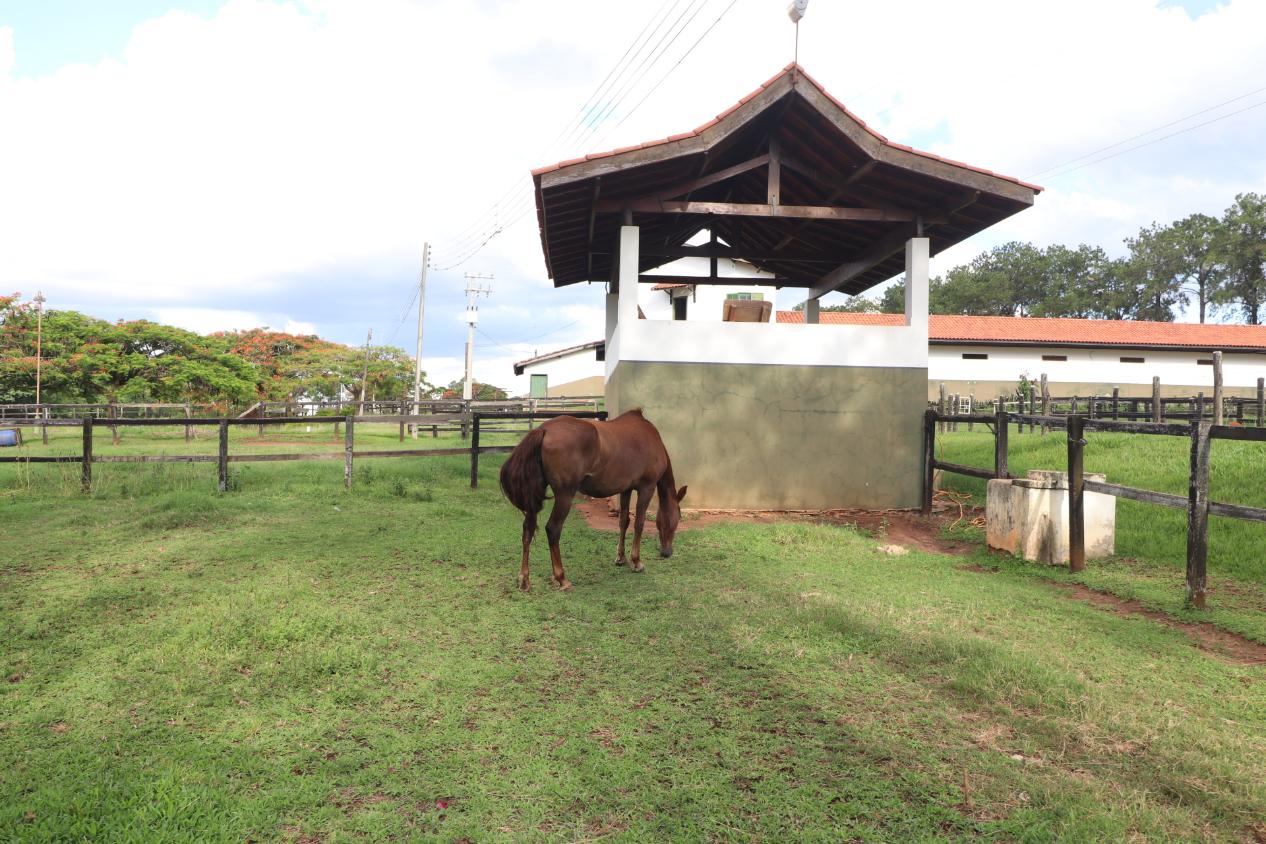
[532,63,1043,193]
[775,312,1266,350]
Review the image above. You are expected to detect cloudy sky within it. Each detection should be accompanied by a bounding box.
[2,0,1264,393]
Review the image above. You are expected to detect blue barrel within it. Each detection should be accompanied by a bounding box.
[0,429,18,447]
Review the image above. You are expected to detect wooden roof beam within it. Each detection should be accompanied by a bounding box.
[640,274,797,287]
[592,244,840,262]
[809,225,918,299]
[631,154,771,204]
[595,199,922,222]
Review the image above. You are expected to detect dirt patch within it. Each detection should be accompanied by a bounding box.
[572,497,975,556]
[1053,583,1266,666]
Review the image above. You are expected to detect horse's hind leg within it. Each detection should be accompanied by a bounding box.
[614,490,632,566]
[629,484,654,573]
[519,511,537,592]
[545,490,575,591]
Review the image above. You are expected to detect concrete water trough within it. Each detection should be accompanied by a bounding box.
[986,470,1116,565]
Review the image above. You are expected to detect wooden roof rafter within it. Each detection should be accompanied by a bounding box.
[532,63,1040,293]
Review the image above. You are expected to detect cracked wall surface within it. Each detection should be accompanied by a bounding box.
[607,361,925,509]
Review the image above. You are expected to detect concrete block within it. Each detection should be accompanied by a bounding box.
[986,470,1115,565]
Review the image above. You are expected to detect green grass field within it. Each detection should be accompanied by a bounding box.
[2,427,1266,841]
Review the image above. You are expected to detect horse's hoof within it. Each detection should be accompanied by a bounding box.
[614,557,626,567]
[630,562,645,573]
[556,579,574,592]
[518,577,531,592]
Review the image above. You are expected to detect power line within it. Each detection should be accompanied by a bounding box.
[1040,96,1266,181]
[1031,81,1266,178]
[474,319,583,353]
[432,0,722,270]
[604,0,742,139]
[581,0,711,143]
[432,1,684,263]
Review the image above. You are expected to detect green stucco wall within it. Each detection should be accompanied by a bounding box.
[606,361,926,510]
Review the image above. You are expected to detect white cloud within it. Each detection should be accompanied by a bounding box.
[2,0,1265,360]
[151,306,316,335]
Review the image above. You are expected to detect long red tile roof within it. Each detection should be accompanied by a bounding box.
[531,63,1043,193]
[775,312,1266,350]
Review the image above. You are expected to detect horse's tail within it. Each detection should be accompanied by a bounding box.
[499,425,549,516]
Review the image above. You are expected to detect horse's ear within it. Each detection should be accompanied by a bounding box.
[676,486,687,502]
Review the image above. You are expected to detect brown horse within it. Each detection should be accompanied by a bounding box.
[499,408,686,591]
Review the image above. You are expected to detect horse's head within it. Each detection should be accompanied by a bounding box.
[657,485,688,558]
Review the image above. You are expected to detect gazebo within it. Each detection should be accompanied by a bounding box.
[531,64,1041,509]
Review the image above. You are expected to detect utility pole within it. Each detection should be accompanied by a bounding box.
[411,242,429,439]
[34,291,46,408]
[462,273,493,401]
[359,327,373,408]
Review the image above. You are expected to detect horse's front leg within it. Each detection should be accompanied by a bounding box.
[545,490,575,591]
[614,490,632,566]
[629,484,654,573]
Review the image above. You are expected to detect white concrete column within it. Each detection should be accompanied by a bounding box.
[804,297,820,325]
[605,290,618,344]
[617,224,640,332]
[904,237,929,335]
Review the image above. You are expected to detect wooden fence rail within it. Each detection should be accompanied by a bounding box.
[929,365,1265,431]
[923,409,1266,608]
[0,410,609,494]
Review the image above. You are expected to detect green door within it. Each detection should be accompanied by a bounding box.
[530,374,548,399]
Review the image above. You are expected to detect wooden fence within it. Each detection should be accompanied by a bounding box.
[0,396,604,446]
[933,360,1266,432]
[922,408,1266,608]
[0,411,607,494]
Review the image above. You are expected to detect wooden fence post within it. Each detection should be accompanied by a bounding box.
[343,415,354,490]
[994,402,1009,479]
[1258,377,1265,428]
[951,394,959,432]
[1152,377,1162,423]
[110,402,120,445]
[1111,387,1120,421]
[1212,351,1224,426]
[217,419,229,492]
[1028,388,1037,433]
[81,416,93,493]
[1067,414,1086,573]
[1040,373,1050,435]
[967,393,975,432]
[470,414,482,489]
[1186,420,1212,609]
[922,409,937,515]
[938,383,947,433]
[184,404,193,442]
[41,407,50,445]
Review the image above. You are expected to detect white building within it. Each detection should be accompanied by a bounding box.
[514,245,777,398]
[516,309,1266,399]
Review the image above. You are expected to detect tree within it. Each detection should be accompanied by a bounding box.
[791,295,877,313]
[441,380,509,401]
[877,283,905,314]
[218,328,427,402]
[1148,214,1228,323]
[1216,193,1266,325]
[925,242,1049,316]
[1,300,260,405]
